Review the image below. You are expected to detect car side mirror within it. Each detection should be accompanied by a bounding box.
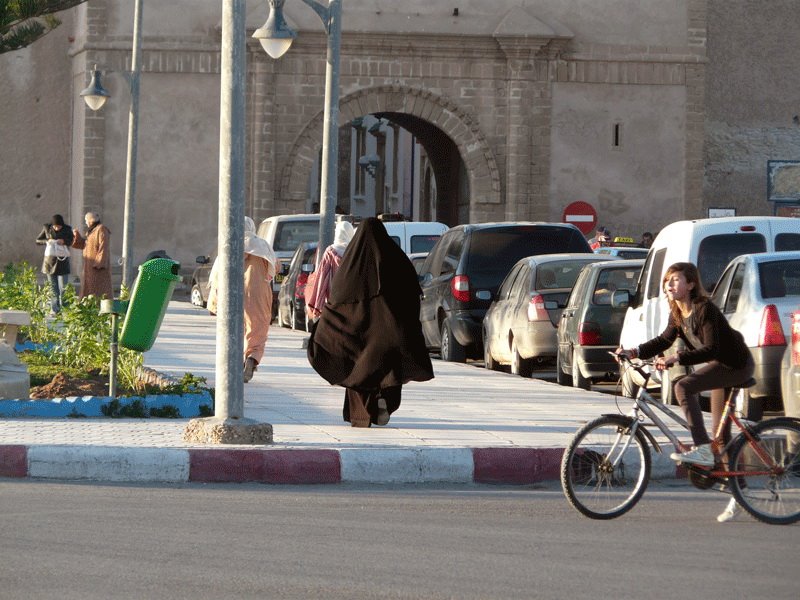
[301,263,314,273]
[420,272,433,285]
[196,255,209,265]
[611,290,631,308]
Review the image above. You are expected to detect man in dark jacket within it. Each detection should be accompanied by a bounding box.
[35,214,73,315]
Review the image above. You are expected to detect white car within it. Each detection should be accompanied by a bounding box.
[710,251,800,419]
[619,216,800,401]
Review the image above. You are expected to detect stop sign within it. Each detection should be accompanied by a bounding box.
[562,201,597,235]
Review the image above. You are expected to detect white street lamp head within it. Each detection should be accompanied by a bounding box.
[80,65,111,111]
[253,0,297,59]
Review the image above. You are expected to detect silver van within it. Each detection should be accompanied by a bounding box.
[619,217,800,401]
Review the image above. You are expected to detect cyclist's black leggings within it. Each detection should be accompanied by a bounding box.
[673,357,755,447]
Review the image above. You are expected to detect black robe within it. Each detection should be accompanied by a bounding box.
[307,217,434,393]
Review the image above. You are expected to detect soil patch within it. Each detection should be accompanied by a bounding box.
[30,372,109,398]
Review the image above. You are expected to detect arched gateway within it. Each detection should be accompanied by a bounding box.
[278,85,502,225]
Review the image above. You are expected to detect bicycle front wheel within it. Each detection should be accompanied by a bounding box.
[561,416,651,519]
[728,417,800,525]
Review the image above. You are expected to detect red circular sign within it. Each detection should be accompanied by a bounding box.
[561,201,597,235]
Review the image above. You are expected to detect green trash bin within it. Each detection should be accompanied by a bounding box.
[120,258,182,352]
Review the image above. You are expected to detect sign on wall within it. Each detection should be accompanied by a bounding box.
[768,160,800,202]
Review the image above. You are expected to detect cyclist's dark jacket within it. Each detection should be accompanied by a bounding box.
[637,298,752,370]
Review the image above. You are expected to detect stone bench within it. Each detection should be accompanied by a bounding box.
[0,311,31,399]
[0,310,31,347]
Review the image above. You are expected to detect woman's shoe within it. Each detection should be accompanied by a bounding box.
[717,498,740,523]
[375,397,390,426]
[243,357,257,383]
[670,443,715,467]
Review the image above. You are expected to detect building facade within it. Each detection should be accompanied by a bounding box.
[1,1,795,276]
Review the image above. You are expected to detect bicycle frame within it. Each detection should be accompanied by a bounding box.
[622,359,781,479]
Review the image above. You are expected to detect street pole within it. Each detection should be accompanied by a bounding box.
[216,0,246,420]
[121,0,143,290]
[307,0,341,260]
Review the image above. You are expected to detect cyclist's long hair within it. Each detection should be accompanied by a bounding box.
[662,262,708,326]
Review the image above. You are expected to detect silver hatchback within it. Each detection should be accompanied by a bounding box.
[483,253,612,376]
[711,251,800,419]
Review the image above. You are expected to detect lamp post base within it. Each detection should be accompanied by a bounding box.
[183,416,273,445]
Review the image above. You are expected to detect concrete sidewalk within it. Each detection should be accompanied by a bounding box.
[0,301,682,484]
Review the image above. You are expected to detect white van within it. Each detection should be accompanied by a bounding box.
[382,221,448,255]
[618,216,800,400]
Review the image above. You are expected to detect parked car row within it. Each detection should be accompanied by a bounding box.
[191,213,800,420]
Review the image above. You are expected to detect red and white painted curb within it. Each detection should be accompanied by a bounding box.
[0,445,684,484]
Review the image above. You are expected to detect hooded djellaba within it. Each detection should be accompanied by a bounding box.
[307,217,434,427]
[209,216,278,383]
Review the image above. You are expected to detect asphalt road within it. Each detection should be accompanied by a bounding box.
[1,480,797,599]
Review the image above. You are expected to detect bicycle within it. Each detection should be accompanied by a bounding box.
[560,352,800,524]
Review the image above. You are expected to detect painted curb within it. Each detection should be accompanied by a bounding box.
[0,444,686,485]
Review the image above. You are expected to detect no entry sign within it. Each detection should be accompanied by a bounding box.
[562,201,597,235]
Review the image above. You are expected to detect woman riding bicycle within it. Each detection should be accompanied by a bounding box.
[618,262,755,521]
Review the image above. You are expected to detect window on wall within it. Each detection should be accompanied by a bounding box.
[612,122,622,150]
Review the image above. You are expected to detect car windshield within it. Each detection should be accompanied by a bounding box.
[697,233,766,289]
[592,266,640,305]
[410,234,442,253]
[759,259,800,299]
[467,227,590,287]
[534,260,596,290]
[273,221,319,251]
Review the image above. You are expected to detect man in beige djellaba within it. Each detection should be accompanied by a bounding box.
[72,212,113,299]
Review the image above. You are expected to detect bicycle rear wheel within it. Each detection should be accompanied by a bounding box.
[728,418,800,525]
[561,416,651,519]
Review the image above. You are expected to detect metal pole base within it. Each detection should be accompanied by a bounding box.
[183,416,273,445]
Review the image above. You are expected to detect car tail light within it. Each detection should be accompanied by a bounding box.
[792,312,800,366]
[578,322,602,346]
[451,275,470,303]
[527,294,550,322]
[758,304,786,347]
[295,272,309,298]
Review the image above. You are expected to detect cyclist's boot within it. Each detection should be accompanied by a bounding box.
[717,498,740,523]
[669,443,715,467]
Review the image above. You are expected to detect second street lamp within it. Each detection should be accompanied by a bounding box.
[80,0,143,292]
[254,0,342,259]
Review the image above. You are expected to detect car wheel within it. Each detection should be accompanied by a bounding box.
[510,338,533,377]
[440,319,466,363]
[483,331,500,371]
[190,284,206,308]
[572,349,591,390]
[556,350,570,386]
[736,388,764,422]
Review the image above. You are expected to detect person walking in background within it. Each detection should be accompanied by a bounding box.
[307,217,434,427]
[71,212,113,300]
[589,226,611,251]
[208,216,278,383]
[639,231,654,248]
[305,219,355,321]
[35,214,74,316]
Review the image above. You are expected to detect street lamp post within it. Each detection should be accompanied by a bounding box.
[80,0,143,291]
[253,0,342,258]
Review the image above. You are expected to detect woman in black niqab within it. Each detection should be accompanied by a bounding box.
[307,217,434,427]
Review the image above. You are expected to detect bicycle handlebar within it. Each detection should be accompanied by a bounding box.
[609,351,652,383]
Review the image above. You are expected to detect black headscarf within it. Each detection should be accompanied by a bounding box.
[308,217,433,391]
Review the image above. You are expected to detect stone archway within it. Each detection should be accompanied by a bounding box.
[278,85,502,224]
